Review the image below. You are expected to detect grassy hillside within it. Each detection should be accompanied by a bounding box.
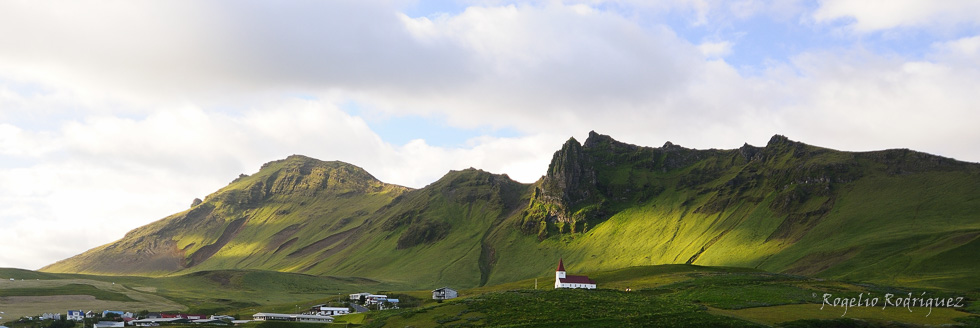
[491,132,980,290]
[42,156,411,276]
[311,168,529,288]
[42,156,534,290]
[40,133,980,292]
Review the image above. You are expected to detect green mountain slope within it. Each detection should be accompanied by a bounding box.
[489,132,980,289]
[41,133,980,290]
[41,156,411,276]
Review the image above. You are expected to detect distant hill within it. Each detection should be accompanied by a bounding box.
[42,132,980,290]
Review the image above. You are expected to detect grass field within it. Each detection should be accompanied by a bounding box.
[711,303,973,326]
[0,268,408,322]
[5,264,978,327]
[363,289,760,328]
[0,277,185,321]
[356,265,980,327]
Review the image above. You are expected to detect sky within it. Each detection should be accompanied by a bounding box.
[1,0,979,270]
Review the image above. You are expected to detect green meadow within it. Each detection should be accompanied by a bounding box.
[359,264,980,327]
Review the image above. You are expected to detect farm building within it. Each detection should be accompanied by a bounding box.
[348,292,371,301]
[432,287,458,300]
[307,305,350,316]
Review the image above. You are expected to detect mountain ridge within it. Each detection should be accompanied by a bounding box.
[42,132,980,290]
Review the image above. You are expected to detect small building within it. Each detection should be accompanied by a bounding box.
[307,305,349,316]
[41,313,61,320]
[554,258,597,289]
[364,294,388,305]
[432,287,458,300]
[252,313,333,323]
[209,315,235,321]
[85,311,96,319]
[67,311,85,321]
[348,292,371,302]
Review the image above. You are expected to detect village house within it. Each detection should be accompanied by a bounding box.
[307,305,350,316]
[554,258,597,289]
[432,287,458,300]
[348,292,371,302]
[364,294,388,305]
[40,313,61,320]
[66,310,85,321]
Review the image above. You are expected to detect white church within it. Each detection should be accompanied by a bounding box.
[554,258,597,289]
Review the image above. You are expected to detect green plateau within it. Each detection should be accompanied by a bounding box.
[38,131,980,292]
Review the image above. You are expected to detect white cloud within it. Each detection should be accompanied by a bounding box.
[698,40,733,58]
[1,1,980,270]
[813,0,980,32]
[0,96,561,269]
[373,3,706,135]
[760,44,980,158]
[0,0,465,107]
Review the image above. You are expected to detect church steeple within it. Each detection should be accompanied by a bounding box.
[555,258,566,281]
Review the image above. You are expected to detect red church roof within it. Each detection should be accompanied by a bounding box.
[559,275,596,284]
[557,258,565,271]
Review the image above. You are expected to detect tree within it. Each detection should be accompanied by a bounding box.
[47,318,75,328]
[103,313,121,322]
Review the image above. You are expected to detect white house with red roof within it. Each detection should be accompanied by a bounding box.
[554,258,596,289]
